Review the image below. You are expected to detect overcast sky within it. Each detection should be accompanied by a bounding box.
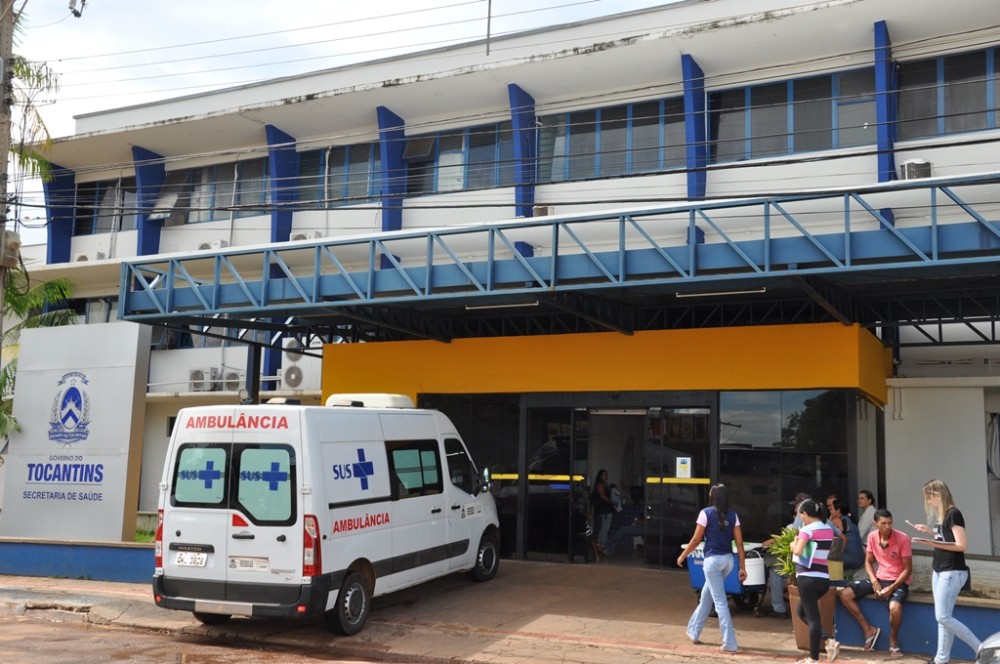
[12,0,671,244]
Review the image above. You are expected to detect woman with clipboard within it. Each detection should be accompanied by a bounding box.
[909,479,981,664]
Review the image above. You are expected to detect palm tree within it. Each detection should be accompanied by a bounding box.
[0,5,72,438]
[0,270,74,436]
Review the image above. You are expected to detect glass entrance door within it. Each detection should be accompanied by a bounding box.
[524,408,589,561]
[644,407,711,566]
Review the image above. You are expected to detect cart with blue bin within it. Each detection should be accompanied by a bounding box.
[686,541,768,615]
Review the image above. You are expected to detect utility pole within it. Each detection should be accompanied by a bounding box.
[0,0,16,355]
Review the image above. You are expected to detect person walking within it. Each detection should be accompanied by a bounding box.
[677,483,746,654]
[910,479,981,664]
[790,499,839,664]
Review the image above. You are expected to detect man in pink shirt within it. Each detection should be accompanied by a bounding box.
[837,509,913,658]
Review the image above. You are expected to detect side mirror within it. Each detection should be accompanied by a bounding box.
[476,467,492,496]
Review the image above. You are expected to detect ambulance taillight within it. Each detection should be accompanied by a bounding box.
[303,515,322,576]
[154,509,164,569]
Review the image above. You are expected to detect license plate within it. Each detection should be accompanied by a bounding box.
[229,556,269,572]
[174,551,207,567]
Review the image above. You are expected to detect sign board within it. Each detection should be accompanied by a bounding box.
[676,456,692,479]
[0,322,150,541]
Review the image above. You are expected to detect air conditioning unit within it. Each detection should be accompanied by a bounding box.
[291,231,321,241]
[196,240,230,251]
[899,159,932,180]
[283,365,304,389]
[74,251,107,262]
[189,367,220,391]
[222,370,242,392]
[532,205,553,217]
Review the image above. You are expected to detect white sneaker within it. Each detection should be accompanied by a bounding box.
[826,638,841,662]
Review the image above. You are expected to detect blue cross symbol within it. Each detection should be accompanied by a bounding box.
[261,462,289,491]
[351,449,374,490]
[198,460,222,489]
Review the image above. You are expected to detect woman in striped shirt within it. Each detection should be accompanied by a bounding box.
[790,498,838,664]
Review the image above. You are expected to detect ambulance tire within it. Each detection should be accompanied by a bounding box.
[192,611,231,626]
[326,571,371,636]
[469,531,499,582]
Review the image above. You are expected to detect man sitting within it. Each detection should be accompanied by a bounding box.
[836,508,912,658]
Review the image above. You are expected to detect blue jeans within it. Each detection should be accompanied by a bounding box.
[931,570,980,663]
[687,553,738,651]
[769,566,788,612]
[597,512,612,545]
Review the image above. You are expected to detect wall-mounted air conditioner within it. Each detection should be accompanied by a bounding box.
[74,251,107,262]
[189,367,220,391]
[196,240,230,251]
[899,159,932,180]
[532,205,553,217]
[283,365,304,388]
[222,370,242,392]
[291,231,321,241]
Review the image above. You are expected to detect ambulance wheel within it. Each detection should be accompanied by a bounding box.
[469,532,499,582]
[326,572,371,636]
[192,611,231,625]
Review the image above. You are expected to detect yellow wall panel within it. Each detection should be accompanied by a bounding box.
[323,323,888,405]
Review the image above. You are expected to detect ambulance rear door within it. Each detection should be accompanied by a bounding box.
[223,410,303,601]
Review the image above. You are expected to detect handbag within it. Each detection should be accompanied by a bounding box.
[828,535,846,562]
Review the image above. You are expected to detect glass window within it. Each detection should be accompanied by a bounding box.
[599,106,628,176]
[663,99,686,168]
[497,121,515,187]
[444,438,478,495]
[794,77,833,152]
[298,150,324,209]
[898,59,939,139]
[568,110,597,180]
[837,69,876,147]
[235,158,268,219]
[236,446,294,523]
[152,170,194,226]
[120,178,139,230]
[710,89,747,163]
[94,182,118,233]
[389,440,442,497]
[437,131,465,192]
[173,445,227,505]
[631,101,661,172]
[327,146,347,202]
[346,144,373,201]
[468,125,498,190]
[537,115,567,182]
[943,51,988,133]
[718,390,850,541]
[750,82,788,158]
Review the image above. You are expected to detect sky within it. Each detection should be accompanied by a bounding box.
[10,0,673,243]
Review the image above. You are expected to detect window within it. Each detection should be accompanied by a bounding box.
[388,440,442,497]
[73,178,139,235]
[297,150,324,208]
[898,48,1000,140]
[234,158,269,219]
[537,97,686,182]
[445,438,478,495]
[173,445,227,506]
[171,444,296,525]
[709,69,877,162]
[235,446,295,524]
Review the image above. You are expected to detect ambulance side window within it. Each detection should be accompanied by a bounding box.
[445,438,477,495]
[173,444,227,506]
[388,440,442,498]
[233,445,296,525]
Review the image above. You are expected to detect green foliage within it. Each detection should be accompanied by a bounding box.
[767,525,800,580]
[134,530,155,544]
[0,269,75,437]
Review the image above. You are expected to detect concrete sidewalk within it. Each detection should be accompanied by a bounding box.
[0,561,937,663]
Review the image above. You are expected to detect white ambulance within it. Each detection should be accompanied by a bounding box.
[152,394,500,635]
